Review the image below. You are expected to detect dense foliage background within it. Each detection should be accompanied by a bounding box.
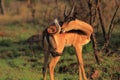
[0,0,119,80]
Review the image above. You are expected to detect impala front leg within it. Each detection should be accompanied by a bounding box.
[75,44,88,80]
[49,56,61,80]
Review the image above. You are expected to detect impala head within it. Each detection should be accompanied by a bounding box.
[49,3,76,34]
[47,2,76,34]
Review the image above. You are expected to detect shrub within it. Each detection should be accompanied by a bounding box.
[0,39,13,47]
[83,42,93,53]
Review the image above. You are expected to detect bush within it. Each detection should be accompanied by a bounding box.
[0,39,13,47]
[83,42,93,53]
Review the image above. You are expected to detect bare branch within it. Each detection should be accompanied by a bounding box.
[97,0,107,42]
[108,3,119,36]
[102,1,119,50]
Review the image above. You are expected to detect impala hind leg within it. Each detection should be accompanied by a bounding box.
[75,45,88,80]
[49,56,61,80]
[43,51,50,80]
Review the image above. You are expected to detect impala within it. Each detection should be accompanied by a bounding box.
[42,4,93,80]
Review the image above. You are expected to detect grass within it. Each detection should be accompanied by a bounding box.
[0,51,119,80]
[0,24,119,80]
[0,23,39,41]
[0,56,42,80]
[0,23,119,80]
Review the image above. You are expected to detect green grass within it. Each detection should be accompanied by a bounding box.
[0,23,41,41]
[0,24,119,80]
[0,52,119,80]
[0,56,42,80]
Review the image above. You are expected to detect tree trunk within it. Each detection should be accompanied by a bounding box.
[0,0,5,15]
[88,0,100,65]
[27,0,36,24]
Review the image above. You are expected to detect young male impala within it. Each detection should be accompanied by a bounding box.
[42,4,93,80]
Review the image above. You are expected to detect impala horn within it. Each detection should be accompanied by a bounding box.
[54,19,61,33]
[64,2,75,21]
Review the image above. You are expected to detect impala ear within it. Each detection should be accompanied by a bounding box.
[47,26,57,34]
[54,19,61,33]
